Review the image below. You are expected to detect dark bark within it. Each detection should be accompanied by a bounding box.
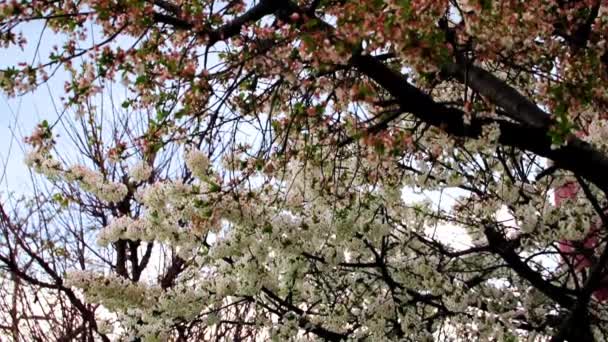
[351,54,608,193]
[443,61,552,129]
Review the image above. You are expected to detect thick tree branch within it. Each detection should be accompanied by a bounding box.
[261,288,349,341]
[153,0,283,47]
[160,256,185,289]
[443,61,552,129]
[483,224,575,308]
[350,54,608,193]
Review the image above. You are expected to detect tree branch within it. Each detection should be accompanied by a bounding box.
[350,53,608,193]
[483,224,575,308]
[153,0,284,47]
[442,61,552,129]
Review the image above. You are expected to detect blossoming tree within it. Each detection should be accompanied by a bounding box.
[2,0,608,340]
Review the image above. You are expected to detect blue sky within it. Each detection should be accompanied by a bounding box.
[0,20,69,194]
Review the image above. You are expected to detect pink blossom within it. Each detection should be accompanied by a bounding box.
[555,181,608,301]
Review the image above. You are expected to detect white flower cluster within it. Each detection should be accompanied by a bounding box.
[65,271,160,310]
[129,161,152,182]
[24,151,62,180]
[65,165,128,203]
[119,284,212,340]
[585,119,608,153]
[97,216,139,246]
[555,201,596,241]
[55,134,578,341]
[96,319,114,335]
[185,149,210,180]
[95,180,224,249]
[464,123,501,152]
[515,203,539,234]
[25,150,128,203]
[66,270,214,340]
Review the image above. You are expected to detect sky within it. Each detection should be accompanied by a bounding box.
[0,20,69,196]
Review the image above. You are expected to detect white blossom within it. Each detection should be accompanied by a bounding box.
[185,149,210,179]
[129,161,152,182]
